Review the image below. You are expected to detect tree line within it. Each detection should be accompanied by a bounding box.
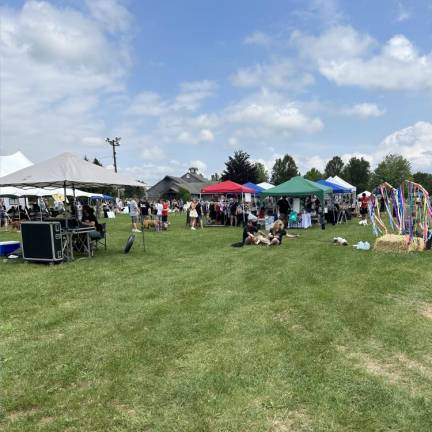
[214,151,432,193]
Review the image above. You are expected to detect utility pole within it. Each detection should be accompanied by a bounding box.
[105,136,121,172]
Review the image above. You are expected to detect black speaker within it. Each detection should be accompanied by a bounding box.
[21,222,64,262]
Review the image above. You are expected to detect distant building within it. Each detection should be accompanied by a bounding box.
[146,167,212,199]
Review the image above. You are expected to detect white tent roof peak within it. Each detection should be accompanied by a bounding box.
[0,151,33,177]
[257,182,274,190]
[0,152,144,188]
[327,175,356,193]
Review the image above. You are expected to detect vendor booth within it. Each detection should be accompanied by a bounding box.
[0,152,143,262]
[261,176,332,228]
[200,181,253,226]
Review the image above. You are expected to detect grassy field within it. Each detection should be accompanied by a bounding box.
[1,214,432,431]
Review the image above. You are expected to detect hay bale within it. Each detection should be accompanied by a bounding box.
[374,234,425,253]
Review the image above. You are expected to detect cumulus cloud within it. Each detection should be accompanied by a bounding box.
[294,26,432,90]
[225,90,323,134]
[343,103,386,118]
[231,60,314,90]
[0,0,130,159]
[141,145,165,161]
[376,121,432,169]
[244,31,272,47]
[174,80,217,111]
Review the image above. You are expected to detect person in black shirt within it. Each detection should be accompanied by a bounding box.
[243,218,258,244]
[277,196,289,225]
[82,205,102,239]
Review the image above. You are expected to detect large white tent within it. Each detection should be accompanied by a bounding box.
[0,152,35,208]
[0,152,143,189]
[326,176,356,194]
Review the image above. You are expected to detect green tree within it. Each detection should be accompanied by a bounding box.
[221,150,258,184]
[93,158,103,167]
[254,162,268,183]
[304,167,323,182]
[177,187,191,202]
[342,157,371,192]
[84,155,89,162]
[370,154,412,188]
[210,173,220,182]
[270,155,299,185]
[413,172,432,194]
[324,156,344,178]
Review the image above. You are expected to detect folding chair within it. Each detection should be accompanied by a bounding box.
[94,223,107,251]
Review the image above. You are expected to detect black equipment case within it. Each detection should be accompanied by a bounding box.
[21,221,64,262]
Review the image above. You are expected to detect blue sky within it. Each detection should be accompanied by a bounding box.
[1,0,432,184]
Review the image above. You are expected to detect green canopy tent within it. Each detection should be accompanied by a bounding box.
[260,176,332,203]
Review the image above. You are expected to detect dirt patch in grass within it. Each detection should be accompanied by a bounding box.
[268,409,311,431]
[7,407,39,422]
[418,303,432,320]
[337,345,432,390]
[113,402,137,417]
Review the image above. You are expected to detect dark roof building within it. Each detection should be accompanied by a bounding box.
[147,168,212,199]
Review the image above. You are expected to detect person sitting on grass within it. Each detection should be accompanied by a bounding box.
[267,220,286,246]
[243,218,259,245]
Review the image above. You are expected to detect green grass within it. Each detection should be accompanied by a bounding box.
[1,215,432,431]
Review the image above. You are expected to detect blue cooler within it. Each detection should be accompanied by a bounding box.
[0,241,21,256]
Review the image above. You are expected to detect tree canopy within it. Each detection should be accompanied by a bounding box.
[254,162,269,183]
[324,156,344,178]
[342,157,370,192]
[270,154,299,185]
[304,167,323,182]
[221,150,258,184]
[413,172,432,194]
[370,154,412,189]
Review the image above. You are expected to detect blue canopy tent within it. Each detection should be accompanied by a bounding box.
[91,194,114,200]
[316,179,351,194]
[243,182,265,193]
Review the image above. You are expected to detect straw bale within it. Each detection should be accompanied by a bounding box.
[374,234,425,253]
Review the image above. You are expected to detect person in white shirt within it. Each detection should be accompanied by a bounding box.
[129,197,141,232]
[155,200,163,218]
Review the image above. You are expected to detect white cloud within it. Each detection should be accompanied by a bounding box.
[225,90,323,134]
[176,128,215,145]
[85,0,132,33]
[343,103,386,118]
[394,0,411,22]
[244,31,272,47]
[376,121,432,169]
[141,145,165,161]
[0,1,130,159]
[189,160,207,173]
[174,80,217,111]
[231,60,314,90]
[294,26,432,90]
[128,92,169,116]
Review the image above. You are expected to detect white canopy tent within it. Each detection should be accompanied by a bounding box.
[327,176,356,194]
[257,182,274,190]
[0,151,33,177]
[357,190,371,198]
[0,152,35,209]
[0,152,143,189]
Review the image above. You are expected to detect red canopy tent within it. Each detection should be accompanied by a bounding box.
[201,180,253,194]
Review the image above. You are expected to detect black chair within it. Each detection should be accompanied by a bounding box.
[94,223,107,251]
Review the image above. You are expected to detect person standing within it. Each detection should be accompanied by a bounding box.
[196,200,204,229]
[359,193,369,222]
[277,196,289,226]
[162,200,169,229]
[129,197,141,232]
[189,199,198,230]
